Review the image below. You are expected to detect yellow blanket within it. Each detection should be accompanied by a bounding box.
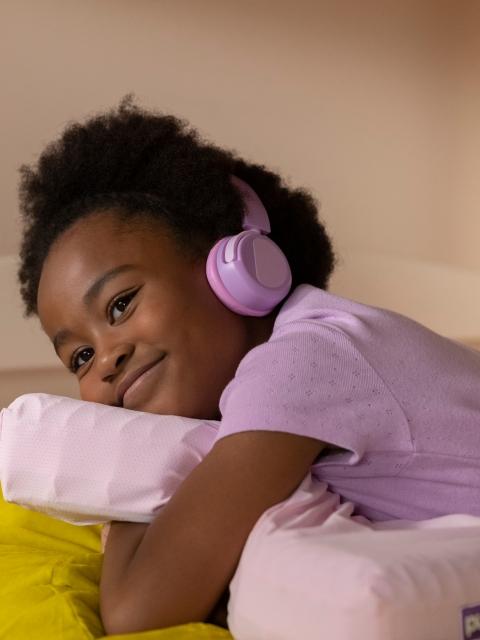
[0,487,232,639]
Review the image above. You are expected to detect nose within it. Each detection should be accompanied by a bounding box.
[96,342,134,382]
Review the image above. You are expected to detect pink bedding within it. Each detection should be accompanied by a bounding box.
[228,473,480,640]
[2,393,480,640]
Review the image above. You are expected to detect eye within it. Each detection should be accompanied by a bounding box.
[108,289,138,323]
[70,347,94,373]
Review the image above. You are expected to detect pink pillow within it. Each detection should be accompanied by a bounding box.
[0,393,219,525]
[228,473,480,640]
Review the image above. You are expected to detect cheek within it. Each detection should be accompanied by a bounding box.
[190,309,249,378]
[78,377,101,403]
[143,288,248,378]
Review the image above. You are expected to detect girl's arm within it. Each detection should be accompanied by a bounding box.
[101,523,229,629]
[100,430,325,635]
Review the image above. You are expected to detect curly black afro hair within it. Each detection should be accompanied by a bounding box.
[18,93,338,316]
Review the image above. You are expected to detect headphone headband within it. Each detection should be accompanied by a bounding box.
[230,175,271,234]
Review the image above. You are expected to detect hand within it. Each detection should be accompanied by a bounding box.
[101,523,111,553]
[205,587,229,629]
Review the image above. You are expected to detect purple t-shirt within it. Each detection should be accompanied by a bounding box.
[216,284,480,521]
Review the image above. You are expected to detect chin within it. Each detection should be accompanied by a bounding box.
[126,380,221,420]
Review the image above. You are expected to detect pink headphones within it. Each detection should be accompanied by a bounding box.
[206,175,292,316]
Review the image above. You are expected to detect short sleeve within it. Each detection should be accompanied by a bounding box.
[216,322,411,465]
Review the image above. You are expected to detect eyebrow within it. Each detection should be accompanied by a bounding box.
[52,264,136,356]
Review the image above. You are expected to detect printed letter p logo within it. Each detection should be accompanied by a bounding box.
[463,604,480,640]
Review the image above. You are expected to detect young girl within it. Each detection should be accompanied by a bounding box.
[17,95,480,635]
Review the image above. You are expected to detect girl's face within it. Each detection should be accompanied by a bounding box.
[37,211,275,420]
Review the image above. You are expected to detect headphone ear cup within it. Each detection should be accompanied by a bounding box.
[206,230,292,316]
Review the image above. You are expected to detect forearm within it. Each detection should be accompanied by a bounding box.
[100,501,237,635]
[205,588,229,629]
[101,521,229,631]
[99,431,323,636]
[100,521,150,609]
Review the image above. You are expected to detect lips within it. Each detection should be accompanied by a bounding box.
[116,355,166,407]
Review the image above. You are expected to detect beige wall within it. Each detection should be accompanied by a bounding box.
[0,368,79,408]
[447,1,480,269]
[1,0,479,406]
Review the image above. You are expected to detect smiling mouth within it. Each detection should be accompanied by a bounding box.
[117,355,166,407]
